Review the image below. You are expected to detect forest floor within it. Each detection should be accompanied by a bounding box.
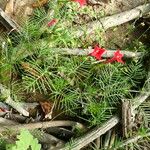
[0,0,150,150]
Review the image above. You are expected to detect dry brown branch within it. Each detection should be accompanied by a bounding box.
[74,3,150,37]
[0,7,20,31]
[60,116,119,150]
[122,101,132,138]
[0,120,85,132]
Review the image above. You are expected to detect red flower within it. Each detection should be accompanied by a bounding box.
[47,19,57,27]
[107,50,124,64]
[89,46,106,60]
[74,0,87,7]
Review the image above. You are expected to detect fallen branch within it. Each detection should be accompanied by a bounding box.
[5,96,30,117]
[0,117,65,147]
[74,3,150,37]
[122,101,132,138]
[31,130,65,146]
[60,90,150,150]
[0,84,29,116]
[50,48,142,58]
[0,8,20,31]
[104,130,112,149]
[132,92,150,110]
[0,120,85,132]
[60,116,119,150]
[118,131,150,148]
[15,47,143,64]
[0,117,19,125]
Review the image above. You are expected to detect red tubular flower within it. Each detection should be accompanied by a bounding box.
[47,19,57,27]
[107,50,124,64]
[73,0,87,7]
[89,46,106,60]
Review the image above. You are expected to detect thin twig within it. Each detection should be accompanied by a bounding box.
[109,129,116,148]
[104,130,112,149]
[0,84,29,116]
[132,92,150,110]
[5,96,29,116]
[0,120,85,132]
[118,132,150,148]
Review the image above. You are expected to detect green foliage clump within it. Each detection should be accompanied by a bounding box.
[7,130,41,150]
[0,0,147,126]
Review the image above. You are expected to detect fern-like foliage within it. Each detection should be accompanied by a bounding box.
[0,0,147,127]
[121,61,146,87]
[85,101,114,125]
[140,101,150,126]
[22,60,56,94]
[7,129,41,150]
[91,64,131,105]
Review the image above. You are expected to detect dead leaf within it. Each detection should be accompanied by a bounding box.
[32,0,48,8]
[21,62,40,78]
[40,101,54,119]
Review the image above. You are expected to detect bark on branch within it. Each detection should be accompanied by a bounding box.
[60,116,119,150]
[0,8,20,31]
[0,120,85,132]
[118,131,150,148]
[50,48,142,58]
[0,84,29,116]
[74,3,150,37]
[60,90,150,150]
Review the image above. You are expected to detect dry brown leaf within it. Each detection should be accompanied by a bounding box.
[21,62,39,78]
[32,0,48,8]
[40,101,54,119]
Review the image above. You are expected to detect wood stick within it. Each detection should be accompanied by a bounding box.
[31,130,64,145]
[104,130,112,149]
[60,90,150,150]
[108,129,116,148]
[0,120,85,132]
[0,8,20,31]
[0,117,19,125]
[132,92,150,110]
[50,48,142,58]
[14,47,143,64]
[5,96,29,117]
[0,84,29,116]
[118,131,150,148]
[74,3,150,37]
[60,116,119,150]
[122,101,132,138]
[0,118,65,146]
[95,137,100,149]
